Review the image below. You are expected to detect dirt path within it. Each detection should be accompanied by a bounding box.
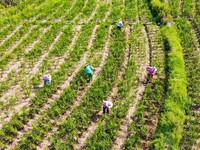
[0,25,62,128]
[36,25,112,150]
[29,28,64,75]
[0,24,22,47]
[112,25,150,150]
[0,26,49,81]
[0,26,36,59]
[74,26,130,150]
[179,0,183,14]
[25,26,51,53]
[6,23,101,150]
[192,24,200,54]
[48,25,82,75]
[192,131,200,149]
[0,25,81,129]
[41,0,77,23]
[0,26,62,103]
[0,0,101,129]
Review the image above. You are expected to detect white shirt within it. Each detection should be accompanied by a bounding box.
[103,101,113,108]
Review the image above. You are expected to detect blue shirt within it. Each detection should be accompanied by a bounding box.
[117,22,123,27]
[85,66,93,74]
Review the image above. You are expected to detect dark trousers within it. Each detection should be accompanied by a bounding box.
[103,106,109,114]
[44,79,50,85]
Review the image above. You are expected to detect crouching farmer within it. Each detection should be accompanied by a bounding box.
[43,74,51,86]
[116,21,124,29]
[85,64,93,80]
[102,100,113,114]
[147,66,157,77]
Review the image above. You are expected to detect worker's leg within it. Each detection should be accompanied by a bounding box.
[103,107,106,114]
[44,80,47,86]
[88,73,93,80]
[107,108,109,114]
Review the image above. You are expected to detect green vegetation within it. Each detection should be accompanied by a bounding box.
[0,0,200,149]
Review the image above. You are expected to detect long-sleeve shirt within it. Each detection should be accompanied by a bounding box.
[103,101,113,108]
[147,67,156,74]
[43,75,51,81]
[85,66,93,74]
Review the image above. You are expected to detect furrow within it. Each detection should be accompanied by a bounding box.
[55,0,77,22]
[0,0,100,129]
[71,0,89,24]
[0,26,61,104]
[6,52,88,150]
[102,11,110,22]
[6,24,101,150]
[0,26,60,128]
[75,26,130,150]
[0,25,36,61]
[42,0,76,23]
[112,25,150,149]
[87,4,99,23]
[29,29,64,76]
[0,25,43,80]
[0,24,22,47]
[24,26,51,53]
[37,25,112,149]
[48,25,82,74]
[192,24,200,54]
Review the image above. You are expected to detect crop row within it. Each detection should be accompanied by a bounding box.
[176,17,200,149]
[0,1,110,148]
[76,1,149,148]
[0,0,46,19]
[0,0,62,28]
[163,0,200,148]
[0,22,90,149]
[49,27,125,150]
[124,24,166,149]
[0,0,98,122]
[148,0,188,149]
[124,0,138,22]
[85,22,147,149]
[13,22,108,150]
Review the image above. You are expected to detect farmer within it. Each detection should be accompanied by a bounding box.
[85,64,93,80]
[116,21,124,28]
[147,66,157,77]
[43,74,51,86]
[102,100,113,114]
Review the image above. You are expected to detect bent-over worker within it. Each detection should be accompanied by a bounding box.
[85,64,93,80]
[147,66,157,77]
[116,21,124,28]
[102,100,113,114]
[43,74,51,86]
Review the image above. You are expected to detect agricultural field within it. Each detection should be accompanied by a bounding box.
[0,0,199,149]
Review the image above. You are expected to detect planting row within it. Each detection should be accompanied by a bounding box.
[0,1,111,148]
[0,0,101,123]
[176,17,200,149]
[124,23,166,149]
